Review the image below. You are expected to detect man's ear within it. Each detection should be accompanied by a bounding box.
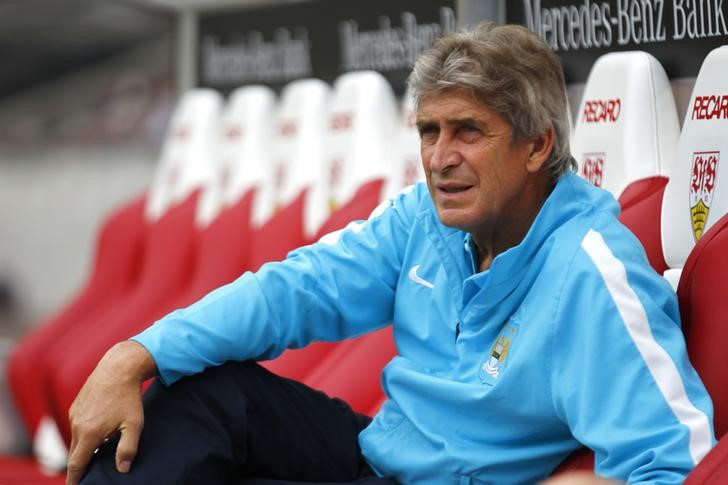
[525,125,555,174]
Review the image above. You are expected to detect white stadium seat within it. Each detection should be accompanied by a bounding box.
[195,85,277,228]
[145,88,223,222]
[572,51,679,200]
[324,70,399,212]
[661,46,728,288]
[271,79,331,239]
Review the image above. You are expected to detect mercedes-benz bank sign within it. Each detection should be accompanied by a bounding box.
[197,0,455,95]
[508,0,728,81]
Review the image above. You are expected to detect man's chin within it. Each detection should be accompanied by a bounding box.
[435,208,470,231]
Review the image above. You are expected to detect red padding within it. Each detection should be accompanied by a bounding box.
[260,180,386,383]
[312,179,385,241]
[0,456,65,483]
[248,189,308,272]
[183,189,256,301]
[8,194,146,438]
[617,176,668,211]
[685,435,728,485]
[678,213,728,439]
[45,190,202,443]
[617,177,669,275]
[306,327,396,415]
[550,448,595,476]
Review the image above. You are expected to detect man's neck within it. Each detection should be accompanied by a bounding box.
[474,177,554,272]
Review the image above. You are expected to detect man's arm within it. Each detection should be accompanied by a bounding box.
[133,186,421,387]
[552,227,715,483]
[66,184,425,482]
[66,340,156,485]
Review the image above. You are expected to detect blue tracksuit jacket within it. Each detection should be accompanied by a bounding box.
[134,172,715,484]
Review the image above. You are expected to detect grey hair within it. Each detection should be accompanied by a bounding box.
[408,22,577,179]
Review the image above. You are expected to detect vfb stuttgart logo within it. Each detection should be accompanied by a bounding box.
[689,151,720,241]
[581,153,605,187]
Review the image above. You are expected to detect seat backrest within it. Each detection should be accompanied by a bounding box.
[382,88,424,200]
[572,51,678,198]
[662,46,728,287]
[324,70,398,215]
[306,326,397,415]
[145,88,223,222]
[678,212,728,439]
[195,85,277,229]
[244,80,330,271]
[571,51,679,273]
[269,79,331,239]
[256,74,398,381]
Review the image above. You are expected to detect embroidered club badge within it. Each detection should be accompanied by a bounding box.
[582,152,605,187]
[481,322,519,380]
[689,151,720,241]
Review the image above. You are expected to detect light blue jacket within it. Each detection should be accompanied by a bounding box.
[135,172,715,484]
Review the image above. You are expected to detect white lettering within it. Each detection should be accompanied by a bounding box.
[523,0,542,35]
[202,29,312,84]
[631,0,644,42]
[673,0,728,39]
[674,0,688,38]
[602,3,614,44]
[617,0,632,44]
[713,0,728,35]
[523,0,672,49]
[338,8,456,72]
[656,0,668,40]
[591,2,604,46]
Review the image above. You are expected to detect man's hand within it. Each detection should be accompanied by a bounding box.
[66,340,157,485]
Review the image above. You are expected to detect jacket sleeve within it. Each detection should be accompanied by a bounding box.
[132,185,421,386]
[551,224,715,484]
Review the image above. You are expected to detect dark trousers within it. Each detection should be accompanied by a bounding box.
[81,361,398,484]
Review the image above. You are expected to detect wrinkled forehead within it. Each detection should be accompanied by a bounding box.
[416,89,512,129]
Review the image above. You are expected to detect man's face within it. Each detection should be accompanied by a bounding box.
[417,90,540,237]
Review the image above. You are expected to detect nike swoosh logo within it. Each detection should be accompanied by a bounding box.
[408,265,434,288]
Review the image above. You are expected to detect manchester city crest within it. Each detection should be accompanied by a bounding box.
[689,151,720,241]
[481,322,519,380]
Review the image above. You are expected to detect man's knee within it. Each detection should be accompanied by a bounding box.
[144,360,264,405]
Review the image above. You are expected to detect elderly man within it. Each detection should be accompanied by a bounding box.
[67,23,714,484]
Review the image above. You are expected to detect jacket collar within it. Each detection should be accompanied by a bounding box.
[416,172,619,308]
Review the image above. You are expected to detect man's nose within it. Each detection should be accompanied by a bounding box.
[428,137,462,173]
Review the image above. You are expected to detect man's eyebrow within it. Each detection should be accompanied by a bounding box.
[446,117,482,127]
[415,119,437,131]
[416,116,483,129]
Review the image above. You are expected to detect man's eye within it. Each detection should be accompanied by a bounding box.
[418,127,438,140]
[459,125,481,140]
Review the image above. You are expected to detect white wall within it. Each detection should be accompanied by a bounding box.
[0,39,173,333]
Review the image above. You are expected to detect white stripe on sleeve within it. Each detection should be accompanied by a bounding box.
[581,229,713,465]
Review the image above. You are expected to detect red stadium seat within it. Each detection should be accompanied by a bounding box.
[306,326,396,415]
[679,213,728,439]
[681,217,728,483]
[46,190,202,442]
[667,58,728,485]
[572,51,679,273]
[259,71,398,383]
[616,176,670,274]
[686,431,728,484]
[42,86,278,446]
[7,194,146,448]
[161,84,279,307]
[661,46,728,289]
[0,456,65,483]
[558,45,728,481]
[0,89,224,481]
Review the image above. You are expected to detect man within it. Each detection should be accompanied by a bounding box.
[67,23,715,484]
